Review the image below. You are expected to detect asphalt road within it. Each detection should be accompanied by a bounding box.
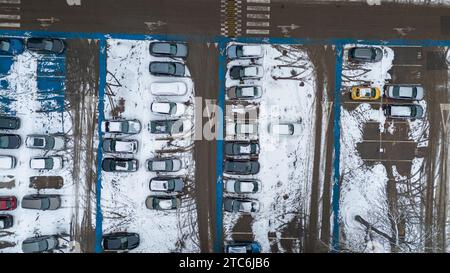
[0,1,449,40]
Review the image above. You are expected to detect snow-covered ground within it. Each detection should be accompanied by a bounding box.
[339,44,430,252]
[223,44,317,252]
[101,39,199,253]
[0,51,74,253]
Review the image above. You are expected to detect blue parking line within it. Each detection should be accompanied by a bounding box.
[214,40,227,253]
[331,44,344,252]
[95,38,107,253]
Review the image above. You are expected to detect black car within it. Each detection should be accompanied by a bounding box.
[0,134,21,149]
[149,62,186,77]
[225,142,259,157]
[149,119,187,135]
[223,160,260,175]
[149,42,188,58]
[26,38,65,54]
[102,158,138,172]
[348,47,383,62]
[102,232,140,251]
[0,116,20,130]
[0,214,13,229]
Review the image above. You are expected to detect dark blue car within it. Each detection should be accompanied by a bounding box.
[0,38,25,55]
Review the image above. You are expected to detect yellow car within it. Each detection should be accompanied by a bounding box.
[351,86,381,100]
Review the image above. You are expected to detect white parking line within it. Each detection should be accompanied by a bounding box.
[37,75,65,79]
[0,22,19,27]
[247,21,269,27]
[362,139,417,143]
[392,64,422,67]
[247,13,270,19]
[0,14,19,20]
[247,6,270,11]
[246,29,270,35]
[247,0,270,3]
[0,0,20,4]
[362,159,413,162]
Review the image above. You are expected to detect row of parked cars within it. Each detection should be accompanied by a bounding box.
[348,46,425,120]
[0,37,65,55]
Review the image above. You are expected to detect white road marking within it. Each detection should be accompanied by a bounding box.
[247,5,270,11]
[0,14,19,20]
[0,22,19,27]
[247,13,270,19]
[247,21,269,27]
[66,0,81,6]
[362,159,413,162]
[362,139,417,143]
[246,29,270,34]
[247,0,270,3]
[391,64,422,67]
[0,0,20,4]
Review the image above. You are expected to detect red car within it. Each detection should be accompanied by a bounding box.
[0,196,17,211]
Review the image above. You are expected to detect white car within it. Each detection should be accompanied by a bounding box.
[151,102,186,117]
[225,179,261,194]
[0,155,16,169]
[102,138,138,153]
[101,119,141,134]
[150,81,187,96]
[229,65,264,80]
[227,44,263,59]
[26,135,66,151]
[268,123,301,136]
[30,156,63,170]
[226,122,258,137]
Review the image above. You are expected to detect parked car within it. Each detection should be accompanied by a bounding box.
[351,86,381,100]
[224,179,261,194]
[30,156,63,170]
[0,214,13,229]
[226,122,258,137]
[223,198,260,213]
[151,102,186,117]
[150,81,188,96]
[21,194,61,210]
[348,46,383,62]
[149,61,186,77]
[223,160,260,175]
[229,65,263,80]
[149,177,184,193]
[224,241,261,253]
[268,123,301,136]
[227,44,263,59]
[224,142,259,157]
[22,235,59,253]
[384,104,424,119]
[26,134,65,150]
[102,232,140,251]
[0,155,16,169]
[0,116,20,130]
[145,196,181,210]
[26,38,65,54]
[385,85,424,100]
[101,119,141,134]
[0,134,21,149]
[0,38,24,55]
[102,138,138,154]
[227,85,262,100]
[146,157,182,172]
[149,119,191,135]
[149,41,188,58]
[0,196,17,211]
[102,158,138,172]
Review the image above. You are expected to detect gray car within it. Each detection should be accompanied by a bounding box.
[0,116,20,130]
[21,194,61,210]
[0,134,21,149]
[145,196,181,210]
[26,38,65,54]
[223,198,260,213]
[147,157,182,172]
[223,160,260,175]
[227,86,262,100]
[149,42,188,58]
[22,235,59,253]
[149,62,186,77]
[348,47,383,62]
[149,177,184,193]
[384,104,424,119]
[25,134,65,150]
[385,85,424,100]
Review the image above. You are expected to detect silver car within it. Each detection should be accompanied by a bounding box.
[147,157,182,172]
[385,85,424,100]
[149,42,188,58]
[21,194,61,210]
[22,235,59,253]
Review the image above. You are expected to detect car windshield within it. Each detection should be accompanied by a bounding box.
[410,106,417,116]
[0,41,10,51]
[41,198,50,210]
[24,240,47,252]
[121,122,129,132]
[44,159,54,169]
[44,40,53,51]
[170,44,177,55]
[371,89,377,97]
[0,136,9,147]
[412,87,417,97]
[236,46,243,57]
